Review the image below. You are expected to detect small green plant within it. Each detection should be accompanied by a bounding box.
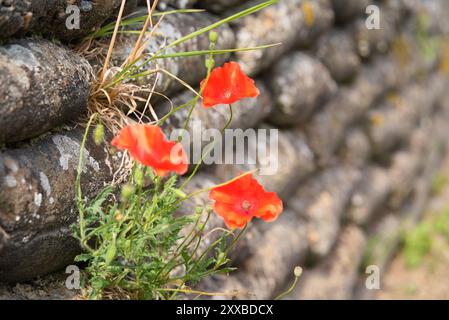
[403,221,433,268]
[416,12,441,63]
[74,174,235,299]
[74,118,239,299]
[403,207,449,268]
[431,173,449,196]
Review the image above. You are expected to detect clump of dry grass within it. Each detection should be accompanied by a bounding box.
[86,0,162,136]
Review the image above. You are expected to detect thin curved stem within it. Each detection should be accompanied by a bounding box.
[179,104,233,190]
[76,113,98,253]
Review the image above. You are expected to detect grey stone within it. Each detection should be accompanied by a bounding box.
[353,1,406,59]
[0,127,113,282]
[267,52,337,126]
[0,0,132,41]
[289,225,366,300]
[156,0,197,10]
[200,0,248,13]
[0,39,92,144]
[388,150,421,209]
[231,0,334,75]
[305,50,427,167]
[368,74,446,156]
[386,110,446,208]
[315,29,361,83]
[288,165,362,258]
[348,166,390,225]
[331,0,369,24]
[339,128,371,168]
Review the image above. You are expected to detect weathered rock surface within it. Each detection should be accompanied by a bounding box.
[267,52,337,126]
[288,166,362,258]
[304,49,428,167]
[199,0,247,13]
[368,74,446,156]
[156,0,197,10]
[0,0,132,41]
[348,167,390,225]
[339,128,371,168]
[289,225,366,299]
[331,0,369,24]
[315,29,361,83]
[0,127,113,282]
[353,1,406,59]
[0,39,92,144]
[231,0,334,75]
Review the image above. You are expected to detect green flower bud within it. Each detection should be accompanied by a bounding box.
[105,243,117,266]
[172,188,187,199]
[209,31,218,44]
[93,123,105,146]
[121,184,135,201]
[195,206,203,214]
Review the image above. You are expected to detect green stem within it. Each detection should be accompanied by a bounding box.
[274,267,303,300]
[76,114,98,253]
[219,223,247,265]
[179,104,233,190]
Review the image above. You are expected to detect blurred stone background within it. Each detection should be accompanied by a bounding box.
[1,0,449,299]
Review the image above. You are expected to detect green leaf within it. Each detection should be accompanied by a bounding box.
[74,253,92,262]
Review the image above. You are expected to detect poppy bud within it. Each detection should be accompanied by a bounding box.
[195,206,203,214]
[93,123,105,146]
[209,31,218,44]
[294,266,303,278]
[105,243,117,266]
[171,188,187,199]
[121,184,135,201]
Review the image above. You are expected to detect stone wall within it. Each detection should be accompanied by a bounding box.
[1,0,449,299]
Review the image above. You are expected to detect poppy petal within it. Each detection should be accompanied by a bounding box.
[209,173,283,229]
[111,124,189,177]
[201,62,259,108]
[214,202,252,229]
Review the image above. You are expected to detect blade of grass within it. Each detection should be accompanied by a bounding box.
[101,0,128,81]
[89,9,205,39]
[162,0,278,51]
[152,43,281,59]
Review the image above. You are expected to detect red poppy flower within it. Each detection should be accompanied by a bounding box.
[201,62,260,108]
[209,172,283,229]
[111,124,188,177]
